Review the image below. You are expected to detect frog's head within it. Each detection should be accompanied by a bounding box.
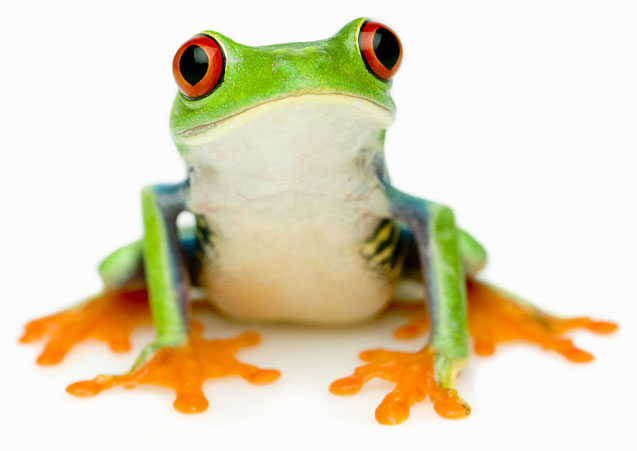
[170,18,402,166]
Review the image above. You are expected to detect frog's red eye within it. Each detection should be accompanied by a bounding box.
[173,34,225,100]
[358,21,402,81]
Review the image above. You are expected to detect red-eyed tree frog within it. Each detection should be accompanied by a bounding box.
[21,18,616,425]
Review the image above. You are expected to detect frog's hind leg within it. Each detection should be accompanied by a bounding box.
[393,278,617,362]
[20,240,152,365]
[20,222,209,366]
[465,279,617,362]
[391,227,616,360]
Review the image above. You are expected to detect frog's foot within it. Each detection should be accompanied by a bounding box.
[330,347,469,425]
[466,279,617,362]
[392,280,617,362]
[66,321,281,414]
[20,287,151,365]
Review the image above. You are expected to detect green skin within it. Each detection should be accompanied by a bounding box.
[99,18,488,392]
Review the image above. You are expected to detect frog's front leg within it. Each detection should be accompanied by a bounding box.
[64,183,280,413]
[331,185,470,424]
[137,183,190,355]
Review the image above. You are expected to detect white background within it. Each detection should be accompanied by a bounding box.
[1,1,636,450]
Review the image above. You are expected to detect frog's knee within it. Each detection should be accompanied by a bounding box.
[98,240,145,290]
[458,229,487,276]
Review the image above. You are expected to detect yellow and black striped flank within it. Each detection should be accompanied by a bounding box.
[361,218,408,281]
[195,214,217,259]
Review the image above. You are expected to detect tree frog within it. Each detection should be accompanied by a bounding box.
[21,18,616,425]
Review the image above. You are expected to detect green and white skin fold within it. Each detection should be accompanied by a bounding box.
[98,18,488,394]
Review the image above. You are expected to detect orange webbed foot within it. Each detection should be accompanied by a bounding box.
[467,279,617,362]
[20,288,151,365]
[392,280,617,362]
[330,347,469,425]
[66,321,281,414]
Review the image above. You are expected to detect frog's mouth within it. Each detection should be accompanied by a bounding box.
[176,93,394,145]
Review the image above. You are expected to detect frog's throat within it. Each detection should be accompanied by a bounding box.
[175,93,394,146]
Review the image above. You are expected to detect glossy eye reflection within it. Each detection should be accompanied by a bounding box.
[359,21,402,81]
[173,34,225,100]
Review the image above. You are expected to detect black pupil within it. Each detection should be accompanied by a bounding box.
[372,28,400,70]
[180,45,209,86]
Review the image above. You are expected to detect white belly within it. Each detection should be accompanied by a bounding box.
[182,94,395,324]
[198,210,393,324]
